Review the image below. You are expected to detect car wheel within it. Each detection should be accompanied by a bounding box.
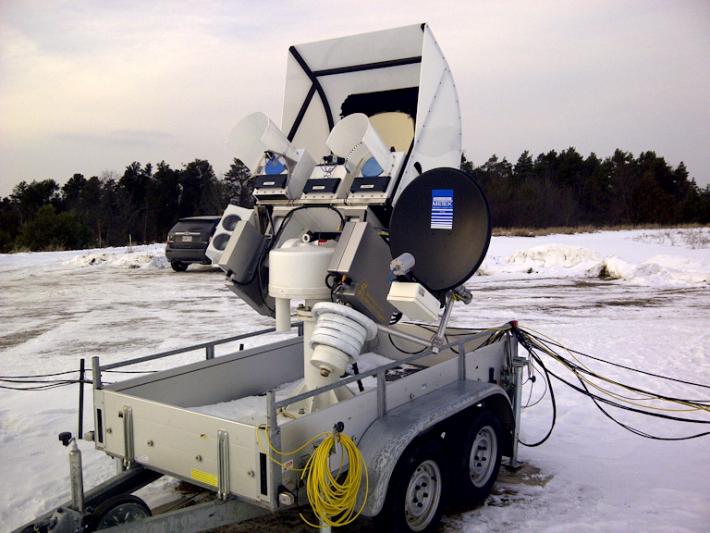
[377,440,447,532]
[171,261,188,272]
[452,409,503,507]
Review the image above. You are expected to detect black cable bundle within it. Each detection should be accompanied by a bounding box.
[511,323,710,442]
[0,368,156,391]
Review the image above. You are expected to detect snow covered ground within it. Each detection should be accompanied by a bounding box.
[0,228,708,531]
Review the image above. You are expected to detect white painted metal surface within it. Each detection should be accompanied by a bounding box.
[268,242,335,301]
[387,281,441,322]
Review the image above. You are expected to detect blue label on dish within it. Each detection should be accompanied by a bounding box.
[431,189,453,230]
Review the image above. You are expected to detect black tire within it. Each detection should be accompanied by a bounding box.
[452,409,503,507]
[377,440,448,532]
[171,261,188,272]
[87,494,151,530]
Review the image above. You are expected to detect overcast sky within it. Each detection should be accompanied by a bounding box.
[1,0,708,196]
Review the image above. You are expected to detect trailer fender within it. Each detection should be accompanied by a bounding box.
[357,380,512,517]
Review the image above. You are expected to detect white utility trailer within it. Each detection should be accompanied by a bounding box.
[17,24,527,533]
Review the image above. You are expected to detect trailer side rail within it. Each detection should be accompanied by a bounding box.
[271,323,512,413]
[92,323,304,387]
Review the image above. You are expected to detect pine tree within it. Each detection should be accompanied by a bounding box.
[223,158,254,208]
[513,150,533,181]
[151,161,181,240]
[180,159,222,216]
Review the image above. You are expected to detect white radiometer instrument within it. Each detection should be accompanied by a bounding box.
[301,112,408,203]
[228,112,315,202]
[321,113,407,204]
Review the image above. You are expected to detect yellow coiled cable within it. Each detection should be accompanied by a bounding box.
[300,431,368,528]
[256,425,368,528]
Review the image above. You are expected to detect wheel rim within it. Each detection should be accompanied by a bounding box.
[97,502,150,528]
[404,459,442,531]
[469,425,498,488]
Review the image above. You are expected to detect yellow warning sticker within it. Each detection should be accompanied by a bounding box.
[191,468,218,487]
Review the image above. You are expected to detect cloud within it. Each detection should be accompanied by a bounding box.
[0,0,708,196]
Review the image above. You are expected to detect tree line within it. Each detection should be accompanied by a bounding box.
[0,158,252,252]
[0,148,707,252]
[463,148,709,228]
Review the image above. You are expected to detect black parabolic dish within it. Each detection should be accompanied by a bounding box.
[389,167,491,293]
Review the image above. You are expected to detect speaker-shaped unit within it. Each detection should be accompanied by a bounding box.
[206,204,255,265]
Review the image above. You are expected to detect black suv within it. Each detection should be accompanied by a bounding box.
[165,216,221,272]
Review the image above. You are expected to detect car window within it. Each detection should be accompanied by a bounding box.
[171,221,215,233]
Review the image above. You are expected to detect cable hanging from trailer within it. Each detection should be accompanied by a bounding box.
[0,368,157,391]
[256,423,368,527]
[510,323,710,442]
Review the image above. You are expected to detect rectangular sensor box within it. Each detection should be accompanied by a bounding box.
[328,221,397,324]
[387,282,440,322]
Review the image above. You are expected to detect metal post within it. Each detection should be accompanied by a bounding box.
[376,369,387,417]
[206,345,215,360]
[122,406,134,469]
[68,438,85,512]
[457,341,466,380]
[266,391,281,510]
[78,358,85,438]
[434,291,455,351]
[217,430,231,500]
[509,336,524,468]
[377,324,432,348]
[91,356,102,390]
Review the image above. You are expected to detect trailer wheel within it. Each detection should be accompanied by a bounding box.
[378,441,447,532]
[88,494,151,530]
[454,409,503,506]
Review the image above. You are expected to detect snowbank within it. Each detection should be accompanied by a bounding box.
[613,255,710,286]
[64,249,169,269]
[632,227,710,249]
[479,230,709,287]
[0,244,171,276]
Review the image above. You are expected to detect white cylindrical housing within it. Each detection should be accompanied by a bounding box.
[268,243,335,301]
[274,298,291,333]
[309,302,378,376]
[326,113,391,172]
